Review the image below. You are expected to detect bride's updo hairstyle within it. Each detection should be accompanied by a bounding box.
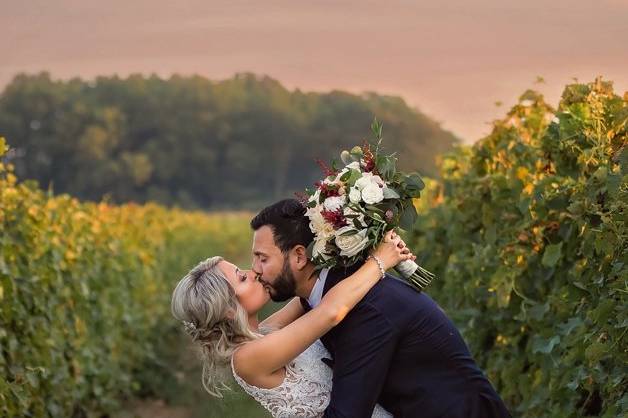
[171,256,260,397]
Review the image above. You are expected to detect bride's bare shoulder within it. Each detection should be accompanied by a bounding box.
[233,342,286,389]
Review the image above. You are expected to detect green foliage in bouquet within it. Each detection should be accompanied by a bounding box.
[409,79,627,417]
[343,120,428,232]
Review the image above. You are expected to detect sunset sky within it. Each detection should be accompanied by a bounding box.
[2,0,627,143]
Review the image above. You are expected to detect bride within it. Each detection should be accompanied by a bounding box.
[171,230,412,418]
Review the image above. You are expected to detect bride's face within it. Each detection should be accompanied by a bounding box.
[218,260,270,314]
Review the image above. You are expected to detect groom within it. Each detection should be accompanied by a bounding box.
[251,199,511,418]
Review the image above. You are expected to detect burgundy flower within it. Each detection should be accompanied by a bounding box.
[315,158,338,178]
[361,142,377,173]
[321,209,348,229]
[315,181,341,199]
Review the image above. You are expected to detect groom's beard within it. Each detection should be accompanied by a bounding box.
[267,256,297,302]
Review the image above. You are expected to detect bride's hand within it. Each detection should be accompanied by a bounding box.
[371,230,416,271]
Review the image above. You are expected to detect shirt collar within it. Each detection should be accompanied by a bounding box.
[307,268,329,308]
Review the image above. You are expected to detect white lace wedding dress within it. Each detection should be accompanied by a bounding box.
[231,339,392,418]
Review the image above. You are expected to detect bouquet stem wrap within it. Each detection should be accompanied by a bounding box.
[394,259,435,291]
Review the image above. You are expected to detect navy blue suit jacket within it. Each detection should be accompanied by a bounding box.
[301,265,512,418]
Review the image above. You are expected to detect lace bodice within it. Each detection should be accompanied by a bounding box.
[231,340,392,418]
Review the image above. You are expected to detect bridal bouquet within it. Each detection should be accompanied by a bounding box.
[301,119,435,291]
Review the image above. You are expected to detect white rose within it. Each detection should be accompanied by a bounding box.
[323,195,346,212]
[345,161,361,170]
[361,183,384,204]
[348,187,362,204]
[334,226,369,257]
[371,175,385,187]
[312,238,331,260]
[354,173,374,190]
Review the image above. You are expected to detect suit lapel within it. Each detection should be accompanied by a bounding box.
[319,263,362,357]
[322,268,341,297]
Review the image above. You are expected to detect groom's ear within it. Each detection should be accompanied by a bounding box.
[291,245,309,270]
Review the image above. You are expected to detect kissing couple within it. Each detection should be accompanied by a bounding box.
[171,198,512,417]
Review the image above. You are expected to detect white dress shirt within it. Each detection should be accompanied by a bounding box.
[307,268,329,308]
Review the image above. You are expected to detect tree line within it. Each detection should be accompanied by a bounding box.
[0,72,458,209]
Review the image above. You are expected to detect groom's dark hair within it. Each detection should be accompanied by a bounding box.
[250,199,314,253]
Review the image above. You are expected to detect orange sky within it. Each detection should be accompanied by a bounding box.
[2,0,627,143]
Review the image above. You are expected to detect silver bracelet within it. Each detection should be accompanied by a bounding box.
[368,255,386,279]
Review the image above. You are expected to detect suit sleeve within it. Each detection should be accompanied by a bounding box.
[323,302,397,418]
[299,297,311,312]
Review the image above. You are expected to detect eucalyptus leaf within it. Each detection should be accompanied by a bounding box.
[365,205,385,214]
[399,204,417,230]
[383,187,401,199]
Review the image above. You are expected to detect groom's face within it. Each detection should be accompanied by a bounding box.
[252,225,298,302]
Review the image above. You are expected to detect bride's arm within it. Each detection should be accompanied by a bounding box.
[234,231,412,380]
[259,297,304,330]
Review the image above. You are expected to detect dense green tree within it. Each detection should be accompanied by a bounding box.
[0,72,458,209]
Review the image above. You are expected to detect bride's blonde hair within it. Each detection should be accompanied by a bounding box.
[171,256,260,397]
